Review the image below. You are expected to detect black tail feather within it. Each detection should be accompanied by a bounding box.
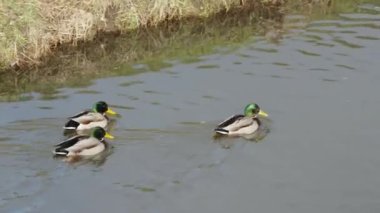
[64,119,80,129]
[214,128,229,135]
[54,148,69,156]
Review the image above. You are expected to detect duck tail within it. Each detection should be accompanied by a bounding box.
[214,128,229,135]
[53,148,69,156]
[64,119,79,129]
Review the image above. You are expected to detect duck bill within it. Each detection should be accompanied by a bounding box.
[105,132,114,139]
[106,108,117,115]
[259,110,269,117]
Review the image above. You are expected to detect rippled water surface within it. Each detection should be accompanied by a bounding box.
[1,3,380,213]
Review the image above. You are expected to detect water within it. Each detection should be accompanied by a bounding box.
[1,3,380,213]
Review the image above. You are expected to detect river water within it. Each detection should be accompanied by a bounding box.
[0,2,380,213]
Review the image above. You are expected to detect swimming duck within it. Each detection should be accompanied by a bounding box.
[64,101,117,131]
[53,127,114,157]
[214,103,268,136]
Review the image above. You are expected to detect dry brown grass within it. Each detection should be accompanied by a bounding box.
[2,0,356,72]
[0,0,369,100]
[0,2,287,101]
[0,0,289,71]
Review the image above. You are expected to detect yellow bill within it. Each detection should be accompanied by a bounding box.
[105,132,115,139]
[259,110,269,117]
[106,108,117,115]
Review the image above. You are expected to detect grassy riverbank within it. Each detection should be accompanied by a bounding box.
[0,4,283,100]
[1,0,365,72]
[0,0,376,101]
[0,0,286,72]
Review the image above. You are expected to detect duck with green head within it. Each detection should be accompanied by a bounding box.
[64,101,117,131]
[54,127,114,157]
[214,103,268,136]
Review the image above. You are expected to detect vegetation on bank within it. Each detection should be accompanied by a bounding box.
[0,4,283,101]
[0,0,376,72]
[0,0,286,72]
[0,0,377,101]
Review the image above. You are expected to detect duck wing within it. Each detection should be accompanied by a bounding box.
[66,138,99,152]
[72,112,104,124]
[64,112,107,130]
[215,115,254,134]
[55,135,89,149]
[216,114,244,129]
[64,110,92,129]
[54,135,89,155]
[69,110,91,119]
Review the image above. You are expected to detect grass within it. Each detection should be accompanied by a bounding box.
[0,2,284,101]
[0,0,286,72]
[1,0,369,72]
[0,1,38,68]
[0,0,377,101]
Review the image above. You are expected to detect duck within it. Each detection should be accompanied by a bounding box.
[53,127,114,157]
[214,103,268,136]
[63,101,117,131]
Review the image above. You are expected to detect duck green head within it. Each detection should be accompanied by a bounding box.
[92,101,117,115]
[244,103,269,117]
[91,127,114,140]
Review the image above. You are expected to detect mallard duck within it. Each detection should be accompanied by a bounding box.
[63,101,117,131]
[53,127,114,157]
[214,103,268,136]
